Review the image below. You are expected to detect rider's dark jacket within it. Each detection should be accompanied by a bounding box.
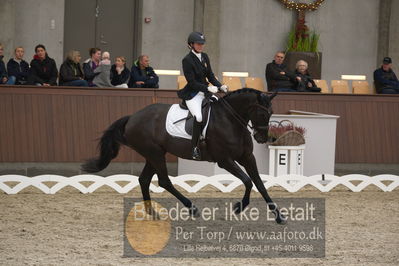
[177,51,222,100]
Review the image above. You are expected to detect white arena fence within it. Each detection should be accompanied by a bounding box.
[0,174,398,194]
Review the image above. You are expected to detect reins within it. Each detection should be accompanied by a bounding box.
[219,97,252,132]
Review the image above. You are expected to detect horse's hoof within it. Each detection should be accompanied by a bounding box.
[275,213,288,225]
[233,202,243,214]
[189,205,200,217]
[233,201,248,214]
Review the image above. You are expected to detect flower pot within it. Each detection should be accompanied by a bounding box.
[285,52,322,79]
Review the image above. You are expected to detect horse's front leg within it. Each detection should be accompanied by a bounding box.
[238,154,287,224]
[217,159,253,214]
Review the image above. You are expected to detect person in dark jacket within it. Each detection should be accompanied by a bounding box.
[128,55,159,88]
[373,57,399,94]
[265,51,299,92]
[295,60,321,92]
[110,56,130,88]
[178,31,228,160]
[7,46,29,85]
[27,44,58,86]
[0,43,15,85]
[59,50,88,86]
[83,47,101,87]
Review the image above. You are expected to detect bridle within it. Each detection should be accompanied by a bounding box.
[219,97,271,134]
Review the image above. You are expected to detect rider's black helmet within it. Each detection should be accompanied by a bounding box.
[187,32,206,45]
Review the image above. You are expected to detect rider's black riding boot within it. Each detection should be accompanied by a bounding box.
[191,119,202,160]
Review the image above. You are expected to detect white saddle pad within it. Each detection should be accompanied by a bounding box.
[165,104,210,140]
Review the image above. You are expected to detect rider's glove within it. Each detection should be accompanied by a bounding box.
[207,86,218,94]
[220,84,228,93]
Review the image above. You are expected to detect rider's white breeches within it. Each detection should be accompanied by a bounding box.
[186,92,205,122]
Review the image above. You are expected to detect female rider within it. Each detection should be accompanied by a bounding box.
[177,32,228,160]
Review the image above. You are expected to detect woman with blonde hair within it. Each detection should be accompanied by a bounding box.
[110,56,130,88]
[59,50,88,86]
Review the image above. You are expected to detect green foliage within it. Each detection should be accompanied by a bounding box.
[286,28,320,53]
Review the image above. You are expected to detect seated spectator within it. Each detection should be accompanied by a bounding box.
[27,44,58,86]
[7,46,30,85]
[0,43,15,85]
[295,60,321,92]
[83,47,101,87]
[128,55,159,88]
[265,51,298,92]
[110,56,130,88]
[373,57,399,94]
[59,50,88,87]
[93,51,113,88]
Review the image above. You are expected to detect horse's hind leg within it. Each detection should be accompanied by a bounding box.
[238,154,287,224]
[217,159,253,214]
[148,152,198,216]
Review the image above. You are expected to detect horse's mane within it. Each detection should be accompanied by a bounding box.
[223,88,265,102]
[223,88,261,98]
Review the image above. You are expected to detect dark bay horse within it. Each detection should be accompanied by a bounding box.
[82,88,286,224]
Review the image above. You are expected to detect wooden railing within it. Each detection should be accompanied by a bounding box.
[0,86,398,163]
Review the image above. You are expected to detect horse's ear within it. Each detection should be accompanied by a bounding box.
[269,92,277,101]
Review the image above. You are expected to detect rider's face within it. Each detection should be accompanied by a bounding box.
[192,43,204,53]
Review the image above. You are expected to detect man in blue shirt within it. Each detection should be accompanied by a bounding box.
[373,57,399,94]
[128,55,159,88]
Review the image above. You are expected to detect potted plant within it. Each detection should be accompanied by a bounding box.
[267,120,306,146]
[284,12,322,79]
[267,120,306,176]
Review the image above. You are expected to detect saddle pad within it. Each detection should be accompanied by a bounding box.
[166,104,210,140]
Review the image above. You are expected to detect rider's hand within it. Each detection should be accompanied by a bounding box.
[208,86,218,93]
[220,84,228,93]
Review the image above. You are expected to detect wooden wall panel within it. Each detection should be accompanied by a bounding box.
[0,87,398,163]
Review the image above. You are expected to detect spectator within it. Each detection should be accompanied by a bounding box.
[128,55,159,88]
[110,56,130,88]
[7,46,30,85]
[83,47,101,87]
[92,51,113,88]
[27,44,58,86]
[265,51,298,92]
[0,43,15,85]
[374,57,399,94]
[59,50,88,87]
[295,60,321,92]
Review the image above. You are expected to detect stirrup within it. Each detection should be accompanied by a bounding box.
[192,147,201,160]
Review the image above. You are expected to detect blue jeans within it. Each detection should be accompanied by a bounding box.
[63,79,89,87]
[380,86,399,94]
[1,76,16,85]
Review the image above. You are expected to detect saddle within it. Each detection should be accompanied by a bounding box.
[176,98,211,136]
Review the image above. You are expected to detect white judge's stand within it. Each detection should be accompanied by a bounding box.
[178,110,339,177]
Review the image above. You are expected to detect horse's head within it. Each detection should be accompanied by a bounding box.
[249,92,276,144]
[222,89,276,143]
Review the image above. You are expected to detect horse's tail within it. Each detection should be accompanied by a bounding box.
[81,116,130,173]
